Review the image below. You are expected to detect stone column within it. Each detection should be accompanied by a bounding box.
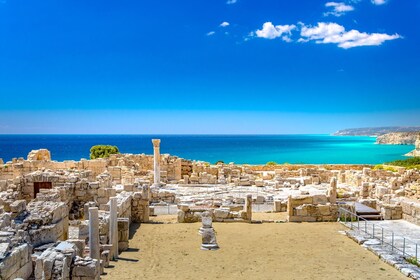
[287,195,293,218]
[245,194,252,221]
[109,197,119,260]
[89,207,100,261]
[152,139,161,187]
[329,177,337,204]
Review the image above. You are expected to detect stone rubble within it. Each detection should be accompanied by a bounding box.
[0,139,419,279]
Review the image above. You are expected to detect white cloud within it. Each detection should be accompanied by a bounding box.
[220,22,230,27]
[206,31,215,36]
[324,2,355,17]
[226,0,237,4]
[372,0,387,5]
[255,22,296,41]
[300,22,401,49]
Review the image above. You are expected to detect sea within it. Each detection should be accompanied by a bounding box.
[0,134,414,165]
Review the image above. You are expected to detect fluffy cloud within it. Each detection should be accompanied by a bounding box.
[324,2,355,17]
[220,22,230,27]
[372,0,386,5]
[206,31,215,36]
[255,22,296,41]
[300,22,401,48]
[226,0,237,4]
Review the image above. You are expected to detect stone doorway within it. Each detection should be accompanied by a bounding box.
[34,181,52,197]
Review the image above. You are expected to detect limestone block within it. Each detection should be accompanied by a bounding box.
[375,186,388,199]
[177,210,185,223]
[255,180,264,187]
[0,244,32,280]
[10,200,26,214]
[401,200,414,215]
[312,195,328,205]
[27,149,51,161]
[214,209,230,219]
[295,206,307,216]
[178,204,190,212]
[318,205,331,216]
[301,216,317,222]
[290,196,313,207]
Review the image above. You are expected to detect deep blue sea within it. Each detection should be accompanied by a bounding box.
[0,135,414,165]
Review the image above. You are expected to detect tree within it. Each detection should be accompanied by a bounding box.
[90,145,120,159]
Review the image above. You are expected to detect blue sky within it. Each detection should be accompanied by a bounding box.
[0,0,419,134]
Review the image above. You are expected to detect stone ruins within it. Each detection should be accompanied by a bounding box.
[0,139,420,279]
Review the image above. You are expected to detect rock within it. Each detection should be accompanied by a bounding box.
[213,209,229,219]
[27,149,51,161]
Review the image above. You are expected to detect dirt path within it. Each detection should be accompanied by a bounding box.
[103,214,407,280]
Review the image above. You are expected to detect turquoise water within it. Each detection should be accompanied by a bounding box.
[0,134,414,164]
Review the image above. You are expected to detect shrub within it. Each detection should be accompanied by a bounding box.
[266,161,278,166]
[406,257,420,267]
[90,145,120,159]
[373,164,384,170]
[385,157,420,169]
[215,160,224,165]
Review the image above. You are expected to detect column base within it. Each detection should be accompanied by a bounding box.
[201,244,220,250]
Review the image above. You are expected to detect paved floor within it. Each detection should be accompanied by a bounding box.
[345,219,420,259]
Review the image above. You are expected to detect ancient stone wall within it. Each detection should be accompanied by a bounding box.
[287,195,338,222]
[0,244,32,280]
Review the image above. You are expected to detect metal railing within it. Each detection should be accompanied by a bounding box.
[339,207,419,263]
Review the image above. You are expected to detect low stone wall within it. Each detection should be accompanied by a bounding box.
[400,198,420,225]
[0,244,32,280]
[381,204,403,220]
[118,218,129,252]
[287,195,339,222]
[177,206,249,223]
[131,192,150,223]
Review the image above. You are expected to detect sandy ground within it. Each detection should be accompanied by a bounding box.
[103,213,407,280]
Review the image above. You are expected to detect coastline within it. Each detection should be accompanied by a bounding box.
[0,134,414,164]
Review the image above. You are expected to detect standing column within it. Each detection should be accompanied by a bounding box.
[329,177,337,204]
[152,139,161,187]
[89,207,100,261]
[109,197,119,260]
[245,194,252,221]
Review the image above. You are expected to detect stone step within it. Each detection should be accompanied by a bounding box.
[358,214,383,220]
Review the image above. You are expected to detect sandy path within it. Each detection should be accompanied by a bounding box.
[103,215,407,280]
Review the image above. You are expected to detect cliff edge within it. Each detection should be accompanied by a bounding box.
[376,132,420,145]
[406,138,420,157]
[334,126,420,136]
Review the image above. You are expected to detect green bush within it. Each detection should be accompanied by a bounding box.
[266,161,278,166]
[373,164,384,170]
[406,257,420,267]
[90,145,120,159]
[215,160,225,165]
[385,157,420,169]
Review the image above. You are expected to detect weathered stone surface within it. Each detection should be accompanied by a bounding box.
[27,149,51,161]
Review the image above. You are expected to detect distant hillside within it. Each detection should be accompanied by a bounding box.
[376,132,420,145]
[333,127,420,136]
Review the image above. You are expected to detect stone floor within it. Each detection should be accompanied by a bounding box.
[344,219,420,259]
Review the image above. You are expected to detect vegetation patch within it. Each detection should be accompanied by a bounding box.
[406,257,420,267]
[385,157,420,169]
[373,164,398,172]
[90,145,120,159]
